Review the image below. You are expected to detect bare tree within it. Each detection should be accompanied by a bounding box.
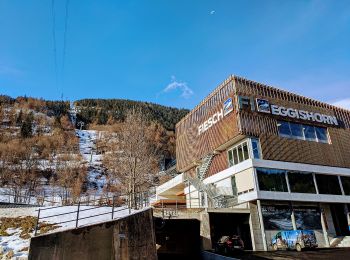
[0,138,40,203]
[0,104,4,125]
[54,153,86,204]
[103,109,159,208]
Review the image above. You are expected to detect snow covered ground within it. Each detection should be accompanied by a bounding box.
[37,205,142,232]
[0,227,31,259]
[0,205,148,259]
[76,130,107,193]
[0,129,112,259]
[0,207,38,259]
[0,129,108,206]
[0,110,120,258]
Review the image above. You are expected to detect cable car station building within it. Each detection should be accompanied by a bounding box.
[155,75,350,251]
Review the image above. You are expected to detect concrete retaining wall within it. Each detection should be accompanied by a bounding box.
[28,209,156,260]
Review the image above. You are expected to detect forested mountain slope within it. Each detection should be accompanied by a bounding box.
[75,99,189,130]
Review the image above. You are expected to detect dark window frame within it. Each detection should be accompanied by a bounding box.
[340,176,350,196]
[315,174,342,195]
[257,168,289,192]
[287,171,316,194]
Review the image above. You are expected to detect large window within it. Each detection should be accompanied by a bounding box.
[278,121,291,137]
[228,139,261,167]
[262,205,292,230]
[341,176,350,195]
[287,171,316,194]
[315,127,329,143]
[315,174,342,195]
[256,167,347,196]
[289,123,304,140]
[277,120,330,144]
[257,168,288,192]
[251,138,261,159]
[294,207,322,230]
[228,141,250,167]
[303,125,316,141]
[262,205,322,230]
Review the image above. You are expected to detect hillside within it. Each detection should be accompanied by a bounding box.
[0,95,70,118]
[75,99,189,130]
[0,95,186,200]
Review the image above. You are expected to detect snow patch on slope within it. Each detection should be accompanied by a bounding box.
[76,130,106,193]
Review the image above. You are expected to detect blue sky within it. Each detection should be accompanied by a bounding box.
[0,0,349,109]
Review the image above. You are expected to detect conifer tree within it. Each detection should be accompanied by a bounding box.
[20,112,34,138]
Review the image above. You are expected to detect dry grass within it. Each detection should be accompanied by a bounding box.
[0,216,60,239]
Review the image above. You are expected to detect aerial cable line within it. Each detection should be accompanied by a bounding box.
[50,0,71,101]
[62,0,70,99]
[51,0,58,95]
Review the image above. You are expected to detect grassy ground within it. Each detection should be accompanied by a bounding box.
[0,216,59,238]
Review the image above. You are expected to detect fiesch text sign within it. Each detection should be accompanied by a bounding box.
[198,98,233,136]
[256,98,338,126]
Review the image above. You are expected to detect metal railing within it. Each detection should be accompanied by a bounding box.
[34,191,150,236]
[152,198,201,219]
[0,190,86,207]
[186,173,238,209]
[0,192,45,206]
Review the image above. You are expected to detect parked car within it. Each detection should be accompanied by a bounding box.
[214,235,244,254]
[271,230,318,251]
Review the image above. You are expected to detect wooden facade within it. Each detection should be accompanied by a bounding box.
[176,75,350,176]
[176,77,239,172]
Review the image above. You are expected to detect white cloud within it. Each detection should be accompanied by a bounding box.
[163,76,194,99]
[333,98,350,110]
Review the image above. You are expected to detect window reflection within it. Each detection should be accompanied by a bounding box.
[251,138,261,159]
[278,121,291,137]
[257,168,288,192]
[341,176,350,195]
[277,121,329,144]
[315,174,342,195]
[290,123,304,140]
[315,127,328,143]
[303,125,316,141]
[288,171,316,193]
[227,139,261,167]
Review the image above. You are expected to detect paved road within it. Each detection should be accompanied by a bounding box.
[212,248,350,259]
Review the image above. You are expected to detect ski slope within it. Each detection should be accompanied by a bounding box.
[76,129,107,193]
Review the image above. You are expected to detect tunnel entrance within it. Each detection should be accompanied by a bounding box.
[155,218,200,260]
[209,212,252,250]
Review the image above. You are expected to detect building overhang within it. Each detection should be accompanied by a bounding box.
[203,158,350,186]
[186,158,350,203]
[238,190,350,204]
[252,158,350,176]
[207,208,250,214]
[156,173,186,197]
[158,158,350,205]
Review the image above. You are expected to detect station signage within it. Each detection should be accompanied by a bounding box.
[198,98,233,136]
[256,98,339,126]
[223,97,234,116]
